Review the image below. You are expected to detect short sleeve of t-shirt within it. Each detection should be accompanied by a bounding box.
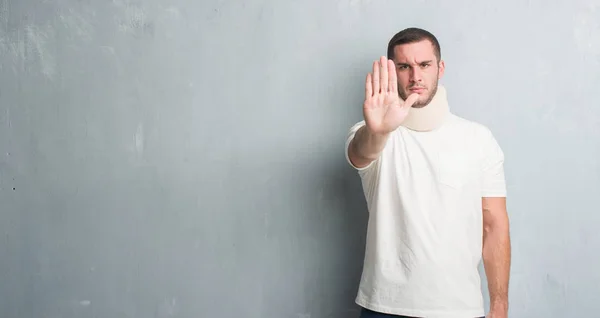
[481,127,507,197]
[345,120,380,204]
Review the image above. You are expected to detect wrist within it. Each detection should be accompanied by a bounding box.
[364,125,391,139]
[490,300,508,313]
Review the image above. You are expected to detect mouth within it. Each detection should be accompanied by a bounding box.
[409,87,425,93]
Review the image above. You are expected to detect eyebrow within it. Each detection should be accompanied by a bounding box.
[397,60,434,66]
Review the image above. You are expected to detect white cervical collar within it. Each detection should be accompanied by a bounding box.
[400,85,450,132]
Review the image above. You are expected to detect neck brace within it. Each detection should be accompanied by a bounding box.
[400,85,450,132]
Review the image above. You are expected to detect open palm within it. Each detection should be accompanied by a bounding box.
[363,57,419,135]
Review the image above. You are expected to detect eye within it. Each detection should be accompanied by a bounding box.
[420,63,430,68]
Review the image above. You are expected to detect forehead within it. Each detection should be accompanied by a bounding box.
[392,40,437,62]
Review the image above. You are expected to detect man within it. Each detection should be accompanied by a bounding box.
[345,28,510,318]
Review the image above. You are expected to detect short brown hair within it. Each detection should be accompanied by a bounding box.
[387,27,441,62]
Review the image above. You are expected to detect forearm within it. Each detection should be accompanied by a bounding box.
[482,221,511,313]
[349,125,390,167]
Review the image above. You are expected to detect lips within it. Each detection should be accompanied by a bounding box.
[409,87,425,93]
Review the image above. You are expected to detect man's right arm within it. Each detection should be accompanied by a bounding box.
[347,124,391,169]
[347,56,416,169]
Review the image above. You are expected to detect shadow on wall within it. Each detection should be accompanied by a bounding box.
[316,156,369,318]
[288,47,371,318]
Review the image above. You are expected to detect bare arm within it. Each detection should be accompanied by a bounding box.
[482,196,511,317]
[347,126,390,169]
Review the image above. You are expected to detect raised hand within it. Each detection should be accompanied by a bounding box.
[363,56,419,135]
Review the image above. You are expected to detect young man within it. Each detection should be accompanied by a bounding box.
[345,28,510,318]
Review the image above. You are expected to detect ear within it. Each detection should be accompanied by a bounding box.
[438,60,445,79]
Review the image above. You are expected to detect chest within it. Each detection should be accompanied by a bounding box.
[386,129,484,191]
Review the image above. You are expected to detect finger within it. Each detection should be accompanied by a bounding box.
[387,59,397,93]
[365,73,372,98]
[379,56,388,92]
[402,93,420,108]
[372,60,380,94]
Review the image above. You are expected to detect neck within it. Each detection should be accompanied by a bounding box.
[400,85,450,132]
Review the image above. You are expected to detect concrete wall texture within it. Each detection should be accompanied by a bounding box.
[1,0,599,317]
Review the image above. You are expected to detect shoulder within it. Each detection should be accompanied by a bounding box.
[445,114,499,144]
[447,114,506,171]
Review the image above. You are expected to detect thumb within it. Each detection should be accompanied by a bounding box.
[402,93,420,108]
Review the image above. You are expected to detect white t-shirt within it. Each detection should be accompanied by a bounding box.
[345,114,507,318]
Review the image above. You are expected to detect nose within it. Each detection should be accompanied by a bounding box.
[410,67,423,83]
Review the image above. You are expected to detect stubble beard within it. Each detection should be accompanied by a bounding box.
[398,70,440,108]
[411,82,438,108]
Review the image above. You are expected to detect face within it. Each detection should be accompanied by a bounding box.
[392,40,445,108]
